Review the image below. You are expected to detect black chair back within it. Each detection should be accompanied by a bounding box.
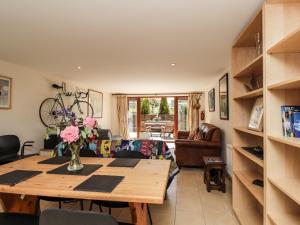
[0,135,20,162]
[40,208,118,225]
[62,148,97,158]
[114,150,148,159]
[98,129,112,140]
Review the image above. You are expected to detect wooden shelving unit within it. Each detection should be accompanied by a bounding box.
[233,1,300,224]
[232,7,265,225]
[268,78,300,90]
[234,146,264,167]
[264,1,300,225]
[234,88,263,100]
[233,55,263,78]
[268,135,300,148]
[269,177,300,205]
[267,27,300,54]
[234,127,264,137]
[235,171,264,206]
[268,212,300,225]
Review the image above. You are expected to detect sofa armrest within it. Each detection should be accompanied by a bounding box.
[177,131,190,140]
[175,140,221,148]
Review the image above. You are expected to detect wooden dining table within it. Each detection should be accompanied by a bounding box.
[0,156,171,225]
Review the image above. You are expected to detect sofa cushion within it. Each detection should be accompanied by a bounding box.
[200,123,217,141]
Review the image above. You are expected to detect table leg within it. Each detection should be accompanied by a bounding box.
[129,202,148,225]
[0,193,37,214]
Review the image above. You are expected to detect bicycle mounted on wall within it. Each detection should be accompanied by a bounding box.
[39,83,94,127]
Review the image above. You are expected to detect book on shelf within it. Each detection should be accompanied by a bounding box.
[281,106,300,137]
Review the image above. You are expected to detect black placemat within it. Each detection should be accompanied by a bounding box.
[74,175,124,193]
[38,157,70,165]
[47,164,102,176]
[107,158,140,168]
[0,170,42,186]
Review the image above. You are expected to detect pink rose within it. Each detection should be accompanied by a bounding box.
[60,126,80,144]
[83,117,97,128]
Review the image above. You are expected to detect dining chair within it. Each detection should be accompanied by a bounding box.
[39,208,119,225]
[89,150,153,225]
[37,149,97,212]
[0,212,39,225]
[0,135,35,165]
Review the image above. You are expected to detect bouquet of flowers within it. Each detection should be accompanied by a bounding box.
[58,117,99,171]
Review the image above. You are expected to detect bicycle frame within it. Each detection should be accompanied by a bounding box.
[50,93,68,118]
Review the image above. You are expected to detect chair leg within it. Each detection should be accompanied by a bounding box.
[99,205,103,212]
[89,201,93,211]
[35,198,41,215]
[80,200,84,210]
[59,201,62,209]
[109,207,112,215]
[147,205,153,225]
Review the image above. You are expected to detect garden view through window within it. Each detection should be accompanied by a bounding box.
[128,96,188,140]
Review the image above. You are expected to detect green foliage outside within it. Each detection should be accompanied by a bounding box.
[159,97,170,115]
[141,98,150,114]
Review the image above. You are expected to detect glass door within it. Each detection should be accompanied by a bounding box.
[178,97,188,131]
[128,98,138,138]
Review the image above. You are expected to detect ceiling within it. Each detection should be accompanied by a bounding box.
[0,0,264,92]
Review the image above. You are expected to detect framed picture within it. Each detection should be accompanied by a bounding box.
[219,73,229,120]
[208,88,215,112]
[88,89,103,118]
[248,97,263,131]
[0,75,12,109]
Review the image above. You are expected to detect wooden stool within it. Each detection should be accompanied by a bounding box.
[203,156,226,193]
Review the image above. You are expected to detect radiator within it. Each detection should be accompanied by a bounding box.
[225,144,233,177]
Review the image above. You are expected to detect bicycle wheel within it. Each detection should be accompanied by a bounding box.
[70,100,94,119]
[39,98,64,127]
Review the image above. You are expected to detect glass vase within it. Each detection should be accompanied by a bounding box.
[67,143,84,172]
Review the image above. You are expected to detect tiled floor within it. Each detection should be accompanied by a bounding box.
[40,168,239,225]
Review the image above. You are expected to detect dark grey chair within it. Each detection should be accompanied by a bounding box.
[90,150,152,225]
[40,208,118,225]
[0,212,39,225]
[0,135,35,164]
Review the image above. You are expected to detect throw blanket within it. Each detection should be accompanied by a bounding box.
[57,139,178,174]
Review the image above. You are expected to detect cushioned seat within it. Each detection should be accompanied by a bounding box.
[0,213,39,225]
[175,123,221,167]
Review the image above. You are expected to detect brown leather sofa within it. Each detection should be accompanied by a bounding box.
[175,123,221,167]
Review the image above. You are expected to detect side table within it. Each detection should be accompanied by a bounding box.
[203,156,226,193]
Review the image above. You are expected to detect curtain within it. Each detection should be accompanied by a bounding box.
[188,93,202,132]
[116,95,129,139]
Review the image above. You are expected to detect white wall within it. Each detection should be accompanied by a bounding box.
[0,60,61,148]
[205,71,232,174]
[0,59,114,151]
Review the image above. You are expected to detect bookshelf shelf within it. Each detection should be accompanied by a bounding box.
[268,26,300,54]
[234,146,264,168]
[234,88,263,100]
[268,78,300,90]
[268,213,300,225]
[235,209,263,225]
[234,171,264,206]
[234,127,264,137]
[233,55,263,78]
[269,177,300,205]
[268,135,300,149]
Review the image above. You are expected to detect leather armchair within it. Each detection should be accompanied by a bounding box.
[175,123,221,167]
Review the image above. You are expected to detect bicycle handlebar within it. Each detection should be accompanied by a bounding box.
[52,83,88,98]
[75,91,88,99]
